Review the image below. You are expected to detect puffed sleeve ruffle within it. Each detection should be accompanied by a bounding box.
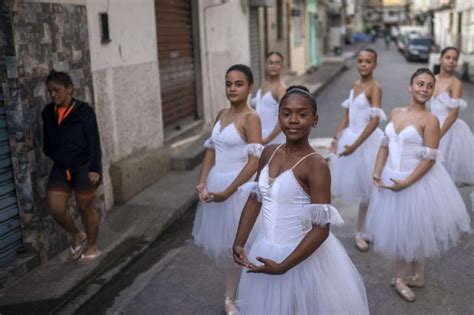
[341,98,351,109]
[369,107,387,121]
[300,204,344,231]
[238,182,262,202]
[204,137,215,149]
[437,93,467,110]
[417,146,443,162]
[448,98,468,110]
[247,143,264,158]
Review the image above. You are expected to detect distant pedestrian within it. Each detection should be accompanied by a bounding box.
[233,86,369,314]
[365,68,471,302]
[427,47,474,184]
[384,29,391,49]
[192,64,263,315]
[42,70,102,263]
[252,52,287,145]
[329,48,386,252]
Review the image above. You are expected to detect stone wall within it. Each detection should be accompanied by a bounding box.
[0,0,104,262]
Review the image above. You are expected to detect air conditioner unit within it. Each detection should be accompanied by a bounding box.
[249,0,274,7]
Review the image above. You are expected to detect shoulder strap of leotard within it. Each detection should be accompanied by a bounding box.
[290,152,319,171]
[267,143,285,164]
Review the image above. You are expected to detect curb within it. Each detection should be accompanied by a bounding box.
[54,194,199,314]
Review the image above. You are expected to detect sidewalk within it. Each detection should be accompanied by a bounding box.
[0,45,360,314]
[284,42,365,96]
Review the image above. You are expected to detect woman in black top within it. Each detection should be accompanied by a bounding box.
[43,70,102,262]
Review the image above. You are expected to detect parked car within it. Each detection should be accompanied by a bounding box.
[397,31,423,53]
[404,37,434,62]
[397,34,409,52]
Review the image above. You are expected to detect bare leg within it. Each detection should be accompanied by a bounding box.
[224,266,242,299]
[395,260,411,279]
[75,191,99,255]
[224,266,241,314]
[355,200,370,251]
[356,200,369,233]
[406,258,426,287]
[47,190,83,246]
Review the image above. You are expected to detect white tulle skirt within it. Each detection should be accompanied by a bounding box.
[192,168,257,266]
[236,234,369,315]
[439,119,474,184]
[330,127,384,203]
[365,162,471,262]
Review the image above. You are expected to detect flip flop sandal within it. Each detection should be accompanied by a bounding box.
[78,250,102,263]
[68,233,87,260]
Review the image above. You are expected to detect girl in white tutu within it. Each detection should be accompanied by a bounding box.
[366,68,471,302]
[192,64,264,314]
[427,47,474,184]
[253,52,287,145]
[233,86,369,315]
[330,48,386,252]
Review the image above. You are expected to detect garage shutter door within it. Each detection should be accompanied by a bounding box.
[156,0,197,127]
[249,7,262,87]
[0,88,22,265]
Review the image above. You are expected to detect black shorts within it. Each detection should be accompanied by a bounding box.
[47,163,99,194]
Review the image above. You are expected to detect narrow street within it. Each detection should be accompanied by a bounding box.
[312,41,474,138]
[77,41,474,315]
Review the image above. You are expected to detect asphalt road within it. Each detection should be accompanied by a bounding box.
[78,41,474,315]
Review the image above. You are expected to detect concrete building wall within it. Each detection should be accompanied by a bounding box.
[288,1,307,75]
[198,1,251,122]
[434,9,455,49]
[266,1,291,72]
[85,0,163,208]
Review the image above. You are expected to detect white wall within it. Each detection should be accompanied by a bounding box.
[434,9,455,48]
[86,0,163,208]
[86,0,159,70]
[289,5,307,75]
[198,0,252,122]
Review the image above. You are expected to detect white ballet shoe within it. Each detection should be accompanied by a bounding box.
[224,296,239,315]
[394,278,416,302]
[355,232,369,252]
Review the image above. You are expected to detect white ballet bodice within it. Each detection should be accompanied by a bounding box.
[255,89,280,138]
[428,92,467,125]
[258,166,312,245]
[211,121,249,172]
[342,89,385,134]
[385,122,428,173]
